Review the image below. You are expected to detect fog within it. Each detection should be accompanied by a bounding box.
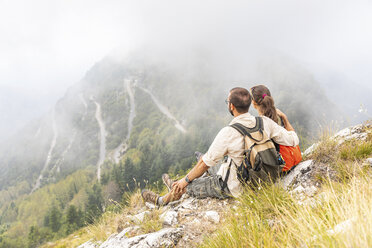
[1,0,371,141]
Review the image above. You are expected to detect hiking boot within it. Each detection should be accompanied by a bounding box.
[141,189,159,205]
[162,174,175,192]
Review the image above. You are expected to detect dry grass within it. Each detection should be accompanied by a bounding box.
[308,126,338,163]
[138,209,163,234]
[202,123,372,248]
[202,166,372,248]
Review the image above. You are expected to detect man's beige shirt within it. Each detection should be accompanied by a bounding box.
[202,112,299,197]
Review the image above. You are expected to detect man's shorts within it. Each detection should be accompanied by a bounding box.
[186,175,231,199]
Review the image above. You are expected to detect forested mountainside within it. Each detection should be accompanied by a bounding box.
[0,48,342,247]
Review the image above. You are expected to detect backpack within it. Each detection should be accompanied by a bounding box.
[225,117,285,186]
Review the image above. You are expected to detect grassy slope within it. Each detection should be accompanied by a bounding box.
[202,123,372,248]
[45,123,372,248]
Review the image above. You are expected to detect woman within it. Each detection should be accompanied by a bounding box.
[250,85,302,173]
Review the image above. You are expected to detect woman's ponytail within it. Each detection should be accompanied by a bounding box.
[250,85,279,124]
[261,95,278,123]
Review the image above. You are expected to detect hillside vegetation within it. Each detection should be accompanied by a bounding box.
[36,121,372,248]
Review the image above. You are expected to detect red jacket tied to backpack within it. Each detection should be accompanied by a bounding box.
[279,145,302,171]
[277,116,302,171]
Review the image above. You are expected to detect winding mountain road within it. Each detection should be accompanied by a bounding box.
[52,94,89,173]
[93,100,107,181]
[31,108,58,193]
[113,78,136,163]
[139,86,187,133]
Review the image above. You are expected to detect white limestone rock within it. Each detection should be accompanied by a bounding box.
[130,211,150,223]
[99,227,183,248]
[332,124,368,145]
[205,211,220,224]
[365,157,372,166]
[145,202,156,210]
[292,185,305,194]
[99,227,138,248]
[280,160,313,189]
[77,240,99,248]
[160,210,178,226]
[303,143,319,157]
[304,185,318,197]
[177,198,197,210]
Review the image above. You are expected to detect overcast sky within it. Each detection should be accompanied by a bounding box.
[0,0,372,140]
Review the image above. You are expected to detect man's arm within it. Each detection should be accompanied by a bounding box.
[172,126,233,194]
[265,116,299,147]
[172,158,209,194]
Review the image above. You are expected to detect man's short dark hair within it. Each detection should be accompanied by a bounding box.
[229,87,252,113]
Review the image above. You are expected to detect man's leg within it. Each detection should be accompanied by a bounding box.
[186,175,230,200]
[153,174,230,206]
[206,162,222,176]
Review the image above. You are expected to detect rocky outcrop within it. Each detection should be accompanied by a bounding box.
[284,122,371,203]
[78,196,229,248]
[100,227,183,248]
[303,122,372,157]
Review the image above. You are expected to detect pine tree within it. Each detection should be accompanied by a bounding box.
[28,225,40,248]
[49,206,61,232]
[77,208,84,227]
[123,158,136,191]
[66,205,78,225]
[85,184,104,224]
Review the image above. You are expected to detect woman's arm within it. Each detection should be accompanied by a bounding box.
[276,109,295,132]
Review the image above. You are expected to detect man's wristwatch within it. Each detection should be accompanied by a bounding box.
[185,175,191,183]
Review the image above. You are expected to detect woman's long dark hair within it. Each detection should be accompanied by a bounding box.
[250,85,278,123]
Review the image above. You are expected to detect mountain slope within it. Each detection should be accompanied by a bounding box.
[0,47,344,246]
[47,121,372,248]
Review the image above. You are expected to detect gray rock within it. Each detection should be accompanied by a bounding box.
[100,227,137,248]
[280,160,313,189]
[292,185,305,194]
[204,211,220,223]
[332,125,368,145]
[116,226,140,240]
[303,143,318,157]
[130,211,150,223]
[145,202,156,210]
[78,240,99,248]
[304,185,317,197]
[167,199,182,208]
[160,210,178,226]
[99,227,183,248]
[177,198,197,210]
[365,157,372,166]
[138,228,183,247]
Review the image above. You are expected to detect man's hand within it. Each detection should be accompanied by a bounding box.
[172,178,188,194]
[171,159,209,196]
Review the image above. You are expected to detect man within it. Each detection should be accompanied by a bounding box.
[142,87,299,205]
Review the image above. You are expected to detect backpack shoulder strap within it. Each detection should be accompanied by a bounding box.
[221,159,232,191]
[230,117,264,142]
